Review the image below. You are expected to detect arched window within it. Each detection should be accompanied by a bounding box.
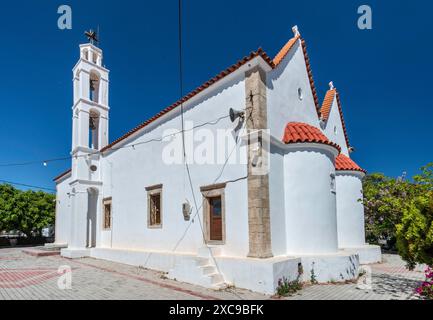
[82,49,89,61]
[89,71,101,103]
[89,109,100,150]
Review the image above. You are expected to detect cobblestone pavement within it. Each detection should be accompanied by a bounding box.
[0,248,426,300]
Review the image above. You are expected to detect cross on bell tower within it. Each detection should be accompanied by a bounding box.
[85,29,99,46]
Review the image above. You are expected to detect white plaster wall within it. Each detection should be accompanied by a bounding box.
[269,144,287,256]
[55,175,72,245]
[99,73,249,258]
[322,97,349,156]
[267,41,320,139]
[283,146,338,254]
[336,172,366,248]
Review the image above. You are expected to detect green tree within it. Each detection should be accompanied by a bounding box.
[362,173,419,246]
[0,184,55,238]
[396,192,433,269]
[0,184,17,232]
[396,163,433,269]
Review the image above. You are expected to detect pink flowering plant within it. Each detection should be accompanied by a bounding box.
[416,267,433,299]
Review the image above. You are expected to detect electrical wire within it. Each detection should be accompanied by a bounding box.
[175,0,244,299]
[0,114,231,168]
[0,157,71,168]
[0,179,56,192]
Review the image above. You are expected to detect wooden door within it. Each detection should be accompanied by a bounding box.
[209,196,222,241]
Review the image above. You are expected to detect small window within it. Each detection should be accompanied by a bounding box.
[297,88,303,101]
[146,185,163,228]
[330,173,336,194]
[334,126,338,135]
[103,198,112,230]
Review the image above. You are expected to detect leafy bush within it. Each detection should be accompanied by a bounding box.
[396,192,433,269]
[395,164,433,269]
[363,173,419,247]
[364,163,433,270]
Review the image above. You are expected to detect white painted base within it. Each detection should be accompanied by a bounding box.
[90,247,191,272]
[83,247,360,295]
[297,252,359,283]
[341,245,382,264]
[214,255,302,294]
[61,248,91,259]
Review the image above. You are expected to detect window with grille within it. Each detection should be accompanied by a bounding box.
[103,198,112,230]
[146,185,163,228]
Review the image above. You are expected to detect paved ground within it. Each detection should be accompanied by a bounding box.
[0,247,426,300]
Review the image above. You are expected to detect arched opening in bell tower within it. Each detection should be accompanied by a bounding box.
[89,109,100,150]
[89,70,101,103]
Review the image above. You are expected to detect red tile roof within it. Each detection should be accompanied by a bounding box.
[273,35,301,66]
[320,89,336,121]
[335,154,366,173]
[282,122,341,152]
[320,88,350,148]
[53,169,71,182]
[100,49,274,153]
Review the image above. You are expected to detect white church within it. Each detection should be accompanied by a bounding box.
[53,26,381,294]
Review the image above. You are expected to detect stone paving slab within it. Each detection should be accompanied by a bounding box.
[0,248,427,300]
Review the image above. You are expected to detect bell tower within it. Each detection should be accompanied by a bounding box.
[71,33,109,182]
[62,31,109,257]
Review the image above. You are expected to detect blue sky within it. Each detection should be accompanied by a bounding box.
[0,0,432,192]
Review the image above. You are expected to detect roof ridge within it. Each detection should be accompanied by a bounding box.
[53,168,71,182]
[273,35,301,66]
[319,87,351,149]
[300,39,320,116]
[320,89,337,121]
[100,49,274,153]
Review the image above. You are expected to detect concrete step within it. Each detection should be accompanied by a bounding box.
[44,243,68,249]
[168,253,227,290]
[22,248,60,257]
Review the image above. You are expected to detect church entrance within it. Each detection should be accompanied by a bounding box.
[87,188,98,248]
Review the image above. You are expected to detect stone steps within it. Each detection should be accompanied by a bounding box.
[167,247,227,290]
